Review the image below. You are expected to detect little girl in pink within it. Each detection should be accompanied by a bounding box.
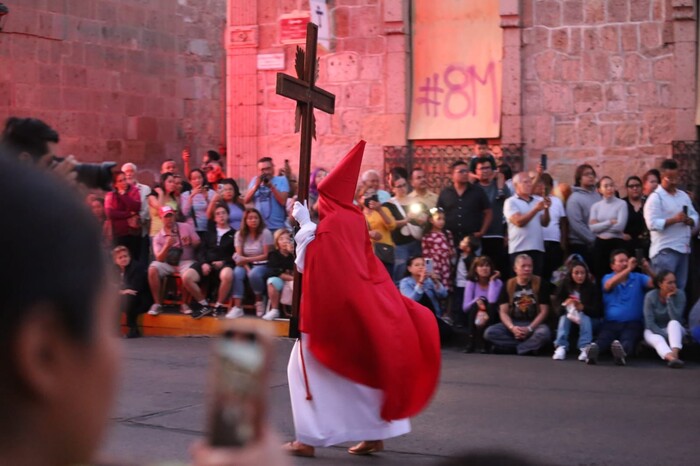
[421,208,456,291]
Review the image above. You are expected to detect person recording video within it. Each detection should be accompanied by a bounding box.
[0,116,116,191]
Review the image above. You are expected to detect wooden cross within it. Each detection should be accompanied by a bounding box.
[276,22,335,338]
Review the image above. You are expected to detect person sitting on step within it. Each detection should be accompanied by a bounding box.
[262,229,295,321]
[182,202,236,319]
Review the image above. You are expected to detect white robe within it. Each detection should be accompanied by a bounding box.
[287,221,410,447]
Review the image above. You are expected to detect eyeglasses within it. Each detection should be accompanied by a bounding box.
[455,169,469,174]
[582,172,595,177]
[626,184,642,189]
[394,183,408,189]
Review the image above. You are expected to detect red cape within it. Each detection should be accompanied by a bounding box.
[300,140,441,421]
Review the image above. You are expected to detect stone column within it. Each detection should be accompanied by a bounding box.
[226,0,259,181]
[500,0,523,148]
[669,0,697,140]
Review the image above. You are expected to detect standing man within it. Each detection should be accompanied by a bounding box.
[122,162,151,261]
[407,167,439,210]
[503,172,550,276]
[566,164,601,267]
[475,156,510,277]
[437,160,492,251]
[244,156,290,233]
[643,159,698,291]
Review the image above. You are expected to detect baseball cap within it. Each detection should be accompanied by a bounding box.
[160,205,175,217]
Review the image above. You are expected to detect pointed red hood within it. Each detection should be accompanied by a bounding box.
[317,140,365,221]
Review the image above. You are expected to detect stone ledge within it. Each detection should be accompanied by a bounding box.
[122,312,290,337]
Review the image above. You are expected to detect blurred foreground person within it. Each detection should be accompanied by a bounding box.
[0,153,288,465]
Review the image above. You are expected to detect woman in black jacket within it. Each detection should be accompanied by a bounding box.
[183,202,236,318]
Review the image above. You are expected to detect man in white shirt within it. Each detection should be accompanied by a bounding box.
[122,162,151,260]
[643,159,698,290]
[503,172,551,276]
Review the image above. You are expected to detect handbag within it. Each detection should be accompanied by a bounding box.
[165,223,183,266]
[391,199,423,240]
[373,242,395,264]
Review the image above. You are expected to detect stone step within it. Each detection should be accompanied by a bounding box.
[122,311,290,337]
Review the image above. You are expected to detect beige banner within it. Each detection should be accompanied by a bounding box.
[408,0,503,140]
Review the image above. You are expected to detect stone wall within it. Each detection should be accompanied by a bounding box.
[521,0,697,185]
[227,0,409,182]
[0,0,226,175]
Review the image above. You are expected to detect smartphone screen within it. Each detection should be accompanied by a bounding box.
[540,153,547,171]
[207,321,271,447]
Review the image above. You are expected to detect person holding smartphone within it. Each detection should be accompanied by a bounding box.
[181,168,216,242]
[643,159,698,291]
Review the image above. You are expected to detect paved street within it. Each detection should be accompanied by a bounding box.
[100,336,700,465]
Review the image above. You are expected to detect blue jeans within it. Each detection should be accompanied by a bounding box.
[651,248,689,290]
[393,241,421,284]
[484,321,552,355]
[232,264,268,298]
[554,314,593,350]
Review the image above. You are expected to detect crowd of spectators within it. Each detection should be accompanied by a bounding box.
[70,130,700,359]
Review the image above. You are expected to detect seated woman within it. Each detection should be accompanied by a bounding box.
[262,229,295,321]
[643,270,686,368]
[399,256,450,342]
[113,246,151,339]
[227,208,273,319]
[552,259,602,361]
[182,202,236,319]
[462,256,503,353]
[207,178,245,230]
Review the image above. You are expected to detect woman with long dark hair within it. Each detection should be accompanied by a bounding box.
[643,270,686,368]
[180,168,215,242]
[148,172,180,239]
[207,178,244,230]
[552,260,602,361]
[462,256,502,353]
[622,175,649,257]
[227,208,273,319]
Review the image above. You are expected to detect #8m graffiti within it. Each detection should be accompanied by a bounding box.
[416,61,499,123]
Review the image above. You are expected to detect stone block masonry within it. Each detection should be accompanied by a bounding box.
[521,0,696,187]
[0,0,227,173]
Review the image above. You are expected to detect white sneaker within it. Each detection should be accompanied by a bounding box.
[552,346,567,360]
[262,308,280,321]
[578,349,588,361]
[147,304,161,316]
[225,306,244,319]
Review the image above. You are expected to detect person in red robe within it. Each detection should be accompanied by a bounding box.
[284,140,441,457]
